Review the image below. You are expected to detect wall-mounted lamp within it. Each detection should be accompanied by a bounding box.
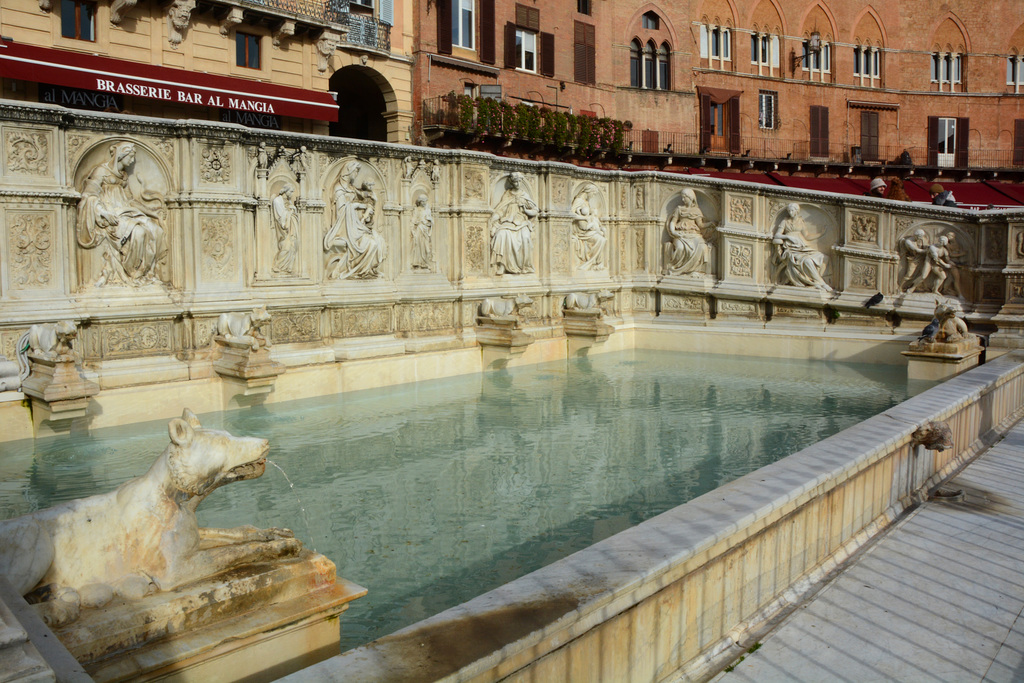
[792,31,821,68]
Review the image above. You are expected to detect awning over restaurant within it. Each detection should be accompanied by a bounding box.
[0,41,338,122]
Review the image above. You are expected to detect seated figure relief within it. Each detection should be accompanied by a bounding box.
[324,161,388,280]
[571,187,607,271]
[489,172,538,275]
[76,141,168,287]
[771,203,833,291]
[663,188,715,277]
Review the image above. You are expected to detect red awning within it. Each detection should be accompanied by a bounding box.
[0,41,338,122]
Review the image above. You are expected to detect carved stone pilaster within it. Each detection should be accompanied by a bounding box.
[21,354,100,423]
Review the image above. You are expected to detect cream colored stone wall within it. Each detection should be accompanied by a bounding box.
[0,100,1022,429]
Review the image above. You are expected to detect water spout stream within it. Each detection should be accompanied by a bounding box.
[267,458,316,553]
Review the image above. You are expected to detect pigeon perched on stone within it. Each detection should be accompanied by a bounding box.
[918,318,939,342]
[863,292,884,308]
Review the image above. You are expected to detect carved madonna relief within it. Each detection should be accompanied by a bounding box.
[74,140,171,288]
[488,172,538,275]
[896,222,972,299]
[323,159,388,280]
[570,183,607,271]
[769,202,835,291]
[662,188,719,277]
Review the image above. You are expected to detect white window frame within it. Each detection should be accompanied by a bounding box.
[758,90,777,129]
[932,52,963,92]
[515,28,537,72]
[802,40,830,82]
[700,24,730,70]
[1009,55,1024,93]
[937,117,956,167]
[854,45,880,86]
[452,0,474,50]
[750,32,779,76]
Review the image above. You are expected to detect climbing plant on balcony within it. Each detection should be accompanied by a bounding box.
[442,93,631,157]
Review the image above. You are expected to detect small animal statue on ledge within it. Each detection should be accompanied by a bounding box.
[0,409,301,627]
[217,305,272,352]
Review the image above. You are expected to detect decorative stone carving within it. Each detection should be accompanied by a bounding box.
[18,321,99,424]
[489,172,537,275]
[728,196,753,225]
[335,307,392,337]
[401,303,454,333]
[552,178,569,205]
[5,130,49,176]
[272,19,295,47]
[635,228,645,271]
[217,306,272,352]
[476,295,534,355]
[271,310,319,344]
[289,146,312,179]
[411,194,434,271]
[325,161,387,279]
[0,355,19,392]
[271,185,300,275]
[564,290,613,312]
[849,213,878,243]
[9,213,53,289]
[464,170,485,200]
[166,0,195,47]
[104,322,173,357]
[911,421,953,451]
[215,308,284,391]
[729,244,753,278]
[465,224,487,273]
[663,189,714,276]
[571,186,606,271]
[67,134,90,162]
[0,409,300,626]
[634,186,645,211]
[563,291,614,342]
[899,230,964,297]
[431,160,441,185]
[109,0,136,23]
[200,146,231,183]
[220,7,243,35]
[200,216,235,282]
[904,302,983,380]
[316,31,341,73]
[850,262,878,290]
[77,141,168,287]
[771,203,832,291]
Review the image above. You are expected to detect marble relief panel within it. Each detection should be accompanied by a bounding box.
[8,211,55,290]
[4,128,52,178]
[845,259,879,291]
[464,222,488,275]
[199,214,237,283]
[333,306,392,337]
[399,302,454,333]
[102,321,174,358]
[848,212,879,246]
[272,310,320,344]
[199,145,232,185]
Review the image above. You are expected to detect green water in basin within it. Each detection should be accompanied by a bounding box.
[0,350,929,651]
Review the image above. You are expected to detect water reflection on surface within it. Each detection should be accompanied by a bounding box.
[0,351,927,651]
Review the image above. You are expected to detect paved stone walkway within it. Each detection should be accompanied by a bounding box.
[717,420,1024,683]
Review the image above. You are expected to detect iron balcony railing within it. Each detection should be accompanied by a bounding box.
[338,13,392,51]
[231,0,391,51]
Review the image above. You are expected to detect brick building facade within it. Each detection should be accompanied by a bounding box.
[0,0,415,141]
[416,0,1024,176]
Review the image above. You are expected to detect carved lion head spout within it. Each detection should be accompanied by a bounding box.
[0,408,300,627]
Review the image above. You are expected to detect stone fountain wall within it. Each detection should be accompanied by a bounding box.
[1,99,1023,398]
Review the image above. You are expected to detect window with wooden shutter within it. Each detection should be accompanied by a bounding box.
[860,111,879,161]
[927,116,939,166]
[437,0,452,55]
[810,105,829,157]
[574,21,595,84]
[515,4,540,32]
[480,0,495,63]
[700,94,712,152]
[1014,120,1024,166]
[729,95,741,154]
[540,32,555,76]
[955,116,970,167]
[504,22,517,68]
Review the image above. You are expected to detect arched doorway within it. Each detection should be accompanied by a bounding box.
[329,66,394,142]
